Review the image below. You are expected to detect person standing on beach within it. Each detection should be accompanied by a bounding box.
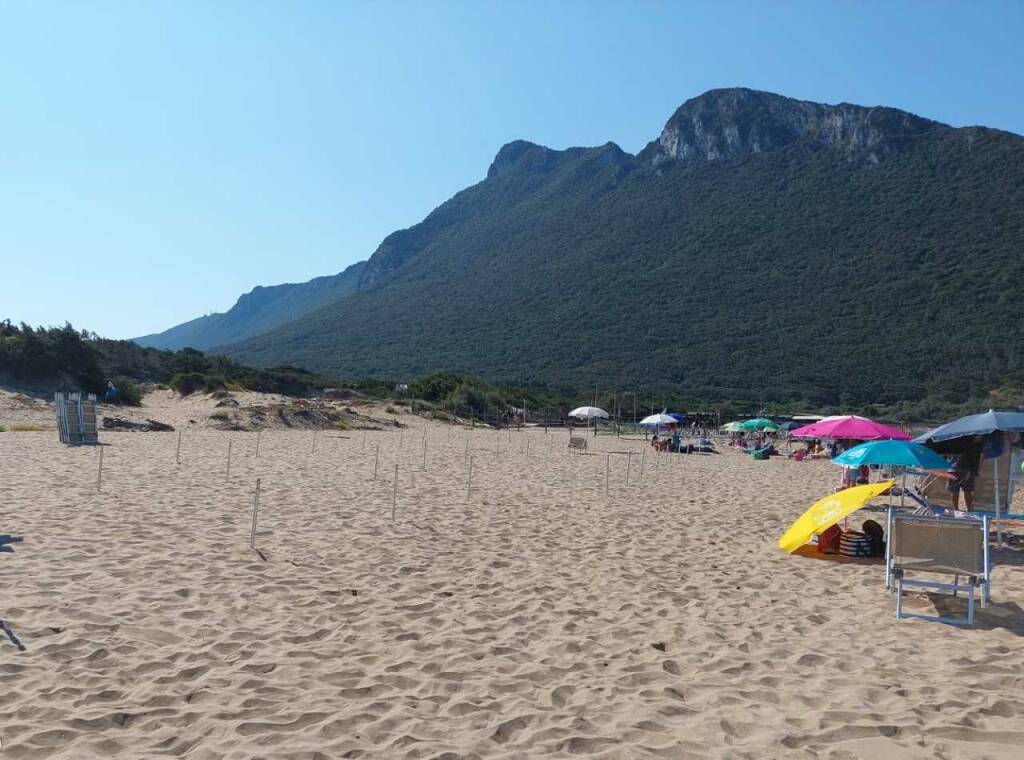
[948,440,981,509]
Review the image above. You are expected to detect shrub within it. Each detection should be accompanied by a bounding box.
[385,405,398,414]
[169,372,207,396]
[109,377,143,406]
[203,375,227,393]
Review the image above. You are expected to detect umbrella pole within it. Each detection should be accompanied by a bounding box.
[994,439,1003,547]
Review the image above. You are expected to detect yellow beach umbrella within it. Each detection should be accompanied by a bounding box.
[778,480,894,553]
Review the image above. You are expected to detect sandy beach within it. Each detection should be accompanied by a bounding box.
[1,393,1023,759]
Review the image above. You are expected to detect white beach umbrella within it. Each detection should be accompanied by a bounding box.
[640,413,677,426]
[568,406,609,419]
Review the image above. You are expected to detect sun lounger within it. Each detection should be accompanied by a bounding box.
[567,436,588,454]
[886,509,991,625]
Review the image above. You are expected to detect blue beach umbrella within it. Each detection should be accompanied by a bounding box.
[914,409,1024,544]
[832,440,949,470]
[914,410,1024,444]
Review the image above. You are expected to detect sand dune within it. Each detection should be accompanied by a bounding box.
[1,408,1023,758]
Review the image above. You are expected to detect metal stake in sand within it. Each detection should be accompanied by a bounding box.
[226,439,233,482]
[96,446,104,492]
[466,456,474,502]
[249,478,261,549]
[373,443,380,480]
[422,438,427,470]
[175,430,182,465]
[392,464,399,520]
[640,446,646,482]
[605,452,610,496]
[255,430,261,459]
[626,451,632,486]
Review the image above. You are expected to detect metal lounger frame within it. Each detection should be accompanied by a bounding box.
[885,508,990,626]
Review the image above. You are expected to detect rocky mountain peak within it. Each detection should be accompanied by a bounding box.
[639,87,945,166]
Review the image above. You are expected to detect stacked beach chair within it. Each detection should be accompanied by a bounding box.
[55,392,99,445]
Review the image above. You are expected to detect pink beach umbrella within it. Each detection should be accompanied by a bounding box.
[789,415,910,441]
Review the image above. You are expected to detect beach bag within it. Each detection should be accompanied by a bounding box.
[838,530,874,558]
[861,520,885,557]
[818,524,842,554]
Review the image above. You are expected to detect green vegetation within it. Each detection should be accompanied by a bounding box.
[0,321,341,402]
[135,261,367,350]
[220,111,1024,422]
[3,319,1015,422]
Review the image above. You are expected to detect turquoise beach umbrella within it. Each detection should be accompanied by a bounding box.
[832,439,949,470]
[739,417,780,432]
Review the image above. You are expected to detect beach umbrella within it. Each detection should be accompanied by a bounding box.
[914,410,1024,444]
[669,413,686,423]
[640,413,676,426]
[781,421,801,431]
[738,417,780,431]
[720,421,743,432]
[832,440,949,470]
[778,480,895,553]
[568,406,609,420]
[914,410,1024,546]
[790,415,910,441]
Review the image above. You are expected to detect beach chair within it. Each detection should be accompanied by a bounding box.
[567,436,588,454]
[886,510,991,626]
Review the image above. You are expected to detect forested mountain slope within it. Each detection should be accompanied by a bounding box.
[135,261,366,350]
[209,89,1024,408]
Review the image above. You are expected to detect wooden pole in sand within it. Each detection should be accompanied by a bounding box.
[176,430,182,465]
[96,446,103,492]
[605,452,610,496]
[570,457,578,508]
[466,456,474,502]
[373,443,380,480]
[255,430,261,459]
[226,439,232,481]
[391,464,399,521]
[249,478,261,549]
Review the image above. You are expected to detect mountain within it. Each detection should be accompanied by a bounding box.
[163,87,1023,409]
[135,261,366,350]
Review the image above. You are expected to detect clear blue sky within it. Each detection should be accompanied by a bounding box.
[2,0,1022,338]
